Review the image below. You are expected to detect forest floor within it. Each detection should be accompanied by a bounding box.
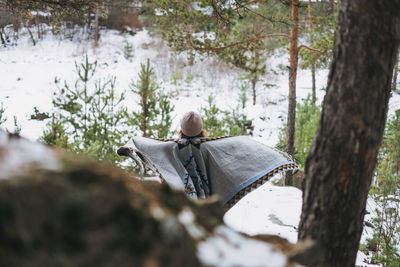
[1,27,399,266]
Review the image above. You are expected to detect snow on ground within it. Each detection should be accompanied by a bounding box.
[198,225,288,267]
[224,175,301,244]
[1,28,399,267]
[224,179,382,267]
[0,27,331,145]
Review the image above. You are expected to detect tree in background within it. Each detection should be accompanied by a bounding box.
[200,83,253,137]
[0,102,6,126]
[298,2,400,266]
[3,0,100,45]
[35,55,127,163]
[0,102,22,134]
[152,0,329,185]
[365,111,400,266]
[300,0,335,106]
[214,9,278,106]
[4,0,101,19]
[128,59,175,138]
[278,94,321,168]
[2,0,142,46]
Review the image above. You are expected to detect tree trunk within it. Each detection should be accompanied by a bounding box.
[298,2,400,267]
[252,48,260,106]
[285,0,299,186]
[0,27,5,45]
[252,75,257,105]
[94,4,100,47]
[311,64,316,106]
[25,22,36,46]
[308,0,316,106]
[142,97,147,137]
[330,0,335,14]
[308,0,313,29]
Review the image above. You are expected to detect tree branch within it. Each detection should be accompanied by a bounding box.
[298,44,324,53]
[188,33,290,51]
[233,0,290,25]
[211,0,232,25]
[7,0,98,9]
[232,0,260,11]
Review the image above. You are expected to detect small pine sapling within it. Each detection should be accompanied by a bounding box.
[128,59,159,137]
[155,93,175,138]
[128,59,175,138]
[200,95,227,137]
[200,93,253,137]
[12,116,21,135]
[35,55,127,164]
[277,94,321,168]
[0,102,6,125]
[123,37,134,60]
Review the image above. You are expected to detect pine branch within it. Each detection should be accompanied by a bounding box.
[232,0,260,11]
[233,0,291,25]
[188,33,289,51]
[298,44,324,54]
[211,0,232,26]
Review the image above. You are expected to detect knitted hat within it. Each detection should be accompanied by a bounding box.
[180,111,203,137]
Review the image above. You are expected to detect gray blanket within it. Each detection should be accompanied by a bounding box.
[118,136,298,207]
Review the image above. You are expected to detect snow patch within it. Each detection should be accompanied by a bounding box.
[0,133,61,179]
[178,207,206,239]
[224,182,302,244]
[198,225,287,267]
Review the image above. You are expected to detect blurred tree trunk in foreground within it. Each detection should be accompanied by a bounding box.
[298,1,400,266]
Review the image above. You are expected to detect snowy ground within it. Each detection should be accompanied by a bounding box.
[0,28,331,145]
[1,27,399,266]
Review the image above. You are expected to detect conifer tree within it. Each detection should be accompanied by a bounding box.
[367,111,400,266]
[152,0,328,184]
[36,55,127,163]
[0,102,6,126]
[128,59,175,138]
[298,1,400,266]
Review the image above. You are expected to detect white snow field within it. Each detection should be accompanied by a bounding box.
[1,28,399,267]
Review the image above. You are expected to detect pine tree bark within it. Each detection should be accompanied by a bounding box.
[0,27,5,45]
[308,0,316,106]
[285,0,299,186]
[94,4,100,47]
[308,0,313,28]
[311,64,316,106]
[252,77,257,105]
[298,1,400,267]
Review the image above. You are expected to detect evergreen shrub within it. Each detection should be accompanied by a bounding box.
[127,59,175,138]
[365,110,400,266]
[200,84,253,137]
[34,55,127,164]
[278,94,321,168]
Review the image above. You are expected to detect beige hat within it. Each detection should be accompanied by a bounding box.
[180,111,203,137]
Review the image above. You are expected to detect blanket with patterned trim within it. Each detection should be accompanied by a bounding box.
[118,136,298,208]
